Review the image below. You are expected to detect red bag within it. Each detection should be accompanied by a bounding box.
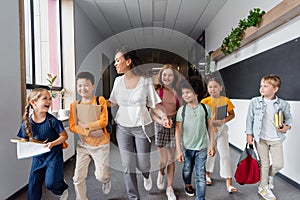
[234,144,260,185]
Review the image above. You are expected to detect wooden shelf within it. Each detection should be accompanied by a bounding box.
[211,0,300,61]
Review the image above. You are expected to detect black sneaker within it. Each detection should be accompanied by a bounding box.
[184,185,195,196]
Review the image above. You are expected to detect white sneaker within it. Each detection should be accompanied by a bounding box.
[166,186,176,200]
[157,171,165,190]
[144,174,152,191]
[59,189,68,200]
[102,180,111,195]
[269,176,274,190]
[258,186,277,200]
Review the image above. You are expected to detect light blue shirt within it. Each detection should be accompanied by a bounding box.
[245,96,292,142]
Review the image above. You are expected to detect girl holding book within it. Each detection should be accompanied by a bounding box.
[201,77,238,193]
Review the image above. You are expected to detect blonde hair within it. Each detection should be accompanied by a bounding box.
[261,74,281,88]
[157,64,179,89]
[22,88,49,138]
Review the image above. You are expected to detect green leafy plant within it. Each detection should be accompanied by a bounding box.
[221,8,265,54]
[47,73,58,98]
[47,73,66,99]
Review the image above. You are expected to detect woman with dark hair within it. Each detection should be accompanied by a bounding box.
[108,47,171,200]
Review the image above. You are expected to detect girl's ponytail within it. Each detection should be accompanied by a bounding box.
[22,103,32,138]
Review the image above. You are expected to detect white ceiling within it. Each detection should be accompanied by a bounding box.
[75,0,227,66]
[75,0,227,42]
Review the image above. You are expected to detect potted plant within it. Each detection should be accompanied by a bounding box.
[47,73,68,118]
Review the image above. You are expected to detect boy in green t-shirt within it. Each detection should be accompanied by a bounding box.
[175,77,215,200]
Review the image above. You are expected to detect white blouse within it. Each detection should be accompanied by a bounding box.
[109,75,161,127]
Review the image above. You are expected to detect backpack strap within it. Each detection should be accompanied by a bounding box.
[159,88,163,99]
[200,103,208,130]
[96,96,100,105]
[181,103,187,130]
[181,103,208,130]
[78,96,100,105]
[176,96,180,110]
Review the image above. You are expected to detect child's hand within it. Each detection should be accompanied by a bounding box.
[176,150,184,163]
[162,118,172,128]
[247,134,253,145]
[277,124,291,133]
[45,142,54,149]
[208,146,215,157]
[89,130,104,137]
[78,121,89,129]
[212,119,225,127]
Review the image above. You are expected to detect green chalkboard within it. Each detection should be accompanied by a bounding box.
[219,37,300,101]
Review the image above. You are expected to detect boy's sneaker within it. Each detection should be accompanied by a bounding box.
[258,186,277,200]
[59,189,68,200]
[269,176,274,190]
[157,171,165,190]
[144,174,152,191]
[166,186,177,200]
[184,185,195,197]
[102,180,111,195]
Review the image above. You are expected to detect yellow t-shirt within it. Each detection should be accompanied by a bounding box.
[201,96,234,120]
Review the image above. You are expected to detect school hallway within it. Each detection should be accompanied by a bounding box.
[7,140,300,200]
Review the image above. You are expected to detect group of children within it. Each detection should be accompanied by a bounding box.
[16,61,292,200]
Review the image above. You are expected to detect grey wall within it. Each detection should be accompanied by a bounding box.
[0,0,31,199]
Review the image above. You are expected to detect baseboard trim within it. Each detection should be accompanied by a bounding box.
[5,185,27,200]
[229,143,300,190]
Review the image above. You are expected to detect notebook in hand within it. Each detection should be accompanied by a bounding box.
[216,105,228,120]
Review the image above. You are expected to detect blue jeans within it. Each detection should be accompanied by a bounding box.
[182,148,207,200]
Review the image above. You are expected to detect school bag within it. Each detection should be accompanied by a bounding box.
[234,144,260,185]
[78,96,113,134]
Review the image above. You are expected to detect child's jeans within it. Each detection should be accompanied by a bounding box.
[183,148,207,200]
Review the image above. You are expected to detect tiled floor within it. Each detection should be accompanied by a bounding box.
[7,141,300,200]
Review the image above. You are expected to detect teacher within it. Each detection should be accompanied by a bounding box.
[108,46,170,200]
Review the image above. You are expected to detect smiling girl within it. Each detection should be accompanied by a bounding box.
[201,77,237,193]
[17,88,68,200]
[154,64,180,200]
